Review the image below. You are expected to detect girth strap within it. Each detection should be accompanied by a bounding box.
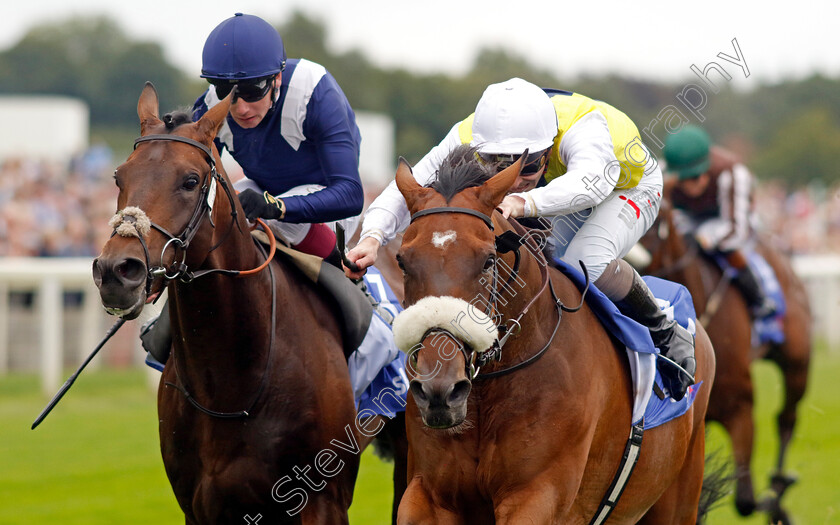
[589,421,645,525]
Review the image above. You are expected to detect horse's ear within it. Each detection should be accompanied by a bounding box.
[194,91,233,143]
[479,150,527,209]
[395,157,433,212]
[137,82,162,136]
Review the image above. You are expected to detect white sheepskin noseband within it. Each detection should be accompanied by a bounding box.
[392,296,498,354]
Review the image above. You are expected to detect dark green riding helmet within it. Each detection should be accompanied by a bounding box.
[663,125,712,180]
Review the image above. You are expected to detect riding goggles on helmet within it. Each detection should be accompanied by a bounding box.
[479,148,550,176]
[211,76,275,103]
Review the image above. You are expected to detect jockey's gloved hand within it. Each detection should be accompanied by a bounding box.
[657,354,696,402]
[238,189,285,221]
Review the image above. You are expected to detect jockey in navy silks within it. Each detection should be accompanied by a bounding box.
[141,14,403,408]
[194,12,363,262]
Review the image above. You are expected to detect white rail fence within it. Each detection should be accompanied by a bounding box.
[0,255,838,395]
[0,257,153,395]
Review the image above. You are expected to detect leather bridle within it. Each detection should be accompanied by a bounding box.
[122,133,276,418]
[407,207,588,380]
[124,134,247,298]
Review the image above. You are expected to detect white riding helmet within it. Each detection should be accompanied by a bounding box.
[471,78,558,156]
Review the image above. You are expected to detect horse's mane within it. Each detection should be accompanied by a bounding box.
[427,145,497,202]
[162,108,195,131]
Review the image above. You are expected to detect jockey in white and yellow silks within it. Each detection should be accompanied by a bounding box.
[348,77,696,400]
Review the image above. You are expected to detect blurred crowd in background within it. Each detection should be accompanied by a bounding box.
[2,147,840,258]
[754,183,840,255]
[0,146,117,258]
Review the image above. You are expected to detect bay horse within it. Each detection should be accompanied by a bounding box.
[389,146,715,524]
[92,82,405,524]
[638,190,812,524]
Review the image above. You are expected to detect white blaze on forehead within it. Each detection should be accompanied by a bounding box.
[431,230,457,249]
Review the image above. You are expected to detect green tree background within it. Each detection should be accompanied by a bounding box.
[1,12,838,188]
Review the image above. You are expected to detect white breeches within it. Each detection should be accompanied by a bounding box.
[552,168,663,281]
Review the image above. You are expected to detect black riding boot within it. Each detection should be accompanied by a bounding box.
[614,270,696,401]
[139,300,171,367]
[733,265,777,319]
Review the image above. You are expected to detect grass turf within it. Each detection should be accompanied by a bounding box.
[1,343,838,524]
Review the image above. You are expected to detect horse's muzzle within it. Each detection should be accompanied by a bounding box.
[92,256,148,319]
[409,377,471,429]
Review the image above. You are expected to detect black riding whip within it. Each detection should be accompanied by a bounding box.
[31,318,127,429]
[335,224,361,274]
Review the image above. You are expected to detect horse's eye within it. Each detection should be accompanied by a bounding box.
[483,255,496,271]
[113,170,122,189]
[396,254,406,273]
[182,175,200,191]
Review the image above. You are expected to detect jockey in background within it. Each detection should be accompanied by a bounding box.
[193,12,364,263]
[347,77,696,400]
[663,125,777,319]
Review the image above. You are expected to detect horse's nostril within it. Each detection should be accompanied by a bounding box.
[95,257,146,288]
[92,259,103,287]
[409,380,429,404]
[115,258,146,284]
[447,380,472,406]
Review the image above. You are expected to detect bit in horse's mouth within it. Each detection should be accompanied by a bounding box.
[102,292,146,320]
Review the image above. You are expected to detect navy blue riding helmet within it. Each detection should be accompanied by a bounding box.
[201,13,286,81]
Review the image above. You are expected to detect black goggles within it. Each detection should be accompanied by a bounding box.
[479,149,550,176]
[211,77,274,103]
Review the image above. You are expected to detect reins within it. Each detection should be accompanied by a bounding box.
[164,240,277,418]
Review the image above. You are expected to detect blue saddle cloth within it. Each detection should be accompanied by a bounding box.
[641,278,704,428]
[552,258,702,429]
[715,251,787,345]
[748,252,787,345]
[355,267,409,418]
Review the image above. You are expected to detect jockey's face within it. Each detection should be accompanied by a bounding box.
[228,73,280,129]
[490,149,549,194]
[511,166,546,193]
[679,172,711,198]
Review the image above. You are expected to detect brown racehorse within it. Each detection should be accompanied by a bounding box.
[389,146,715,524]
[638,190,812,524]
[92,83,406,524]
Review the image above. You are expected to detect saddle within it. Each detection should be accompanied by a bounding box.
[251,229,386,359]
